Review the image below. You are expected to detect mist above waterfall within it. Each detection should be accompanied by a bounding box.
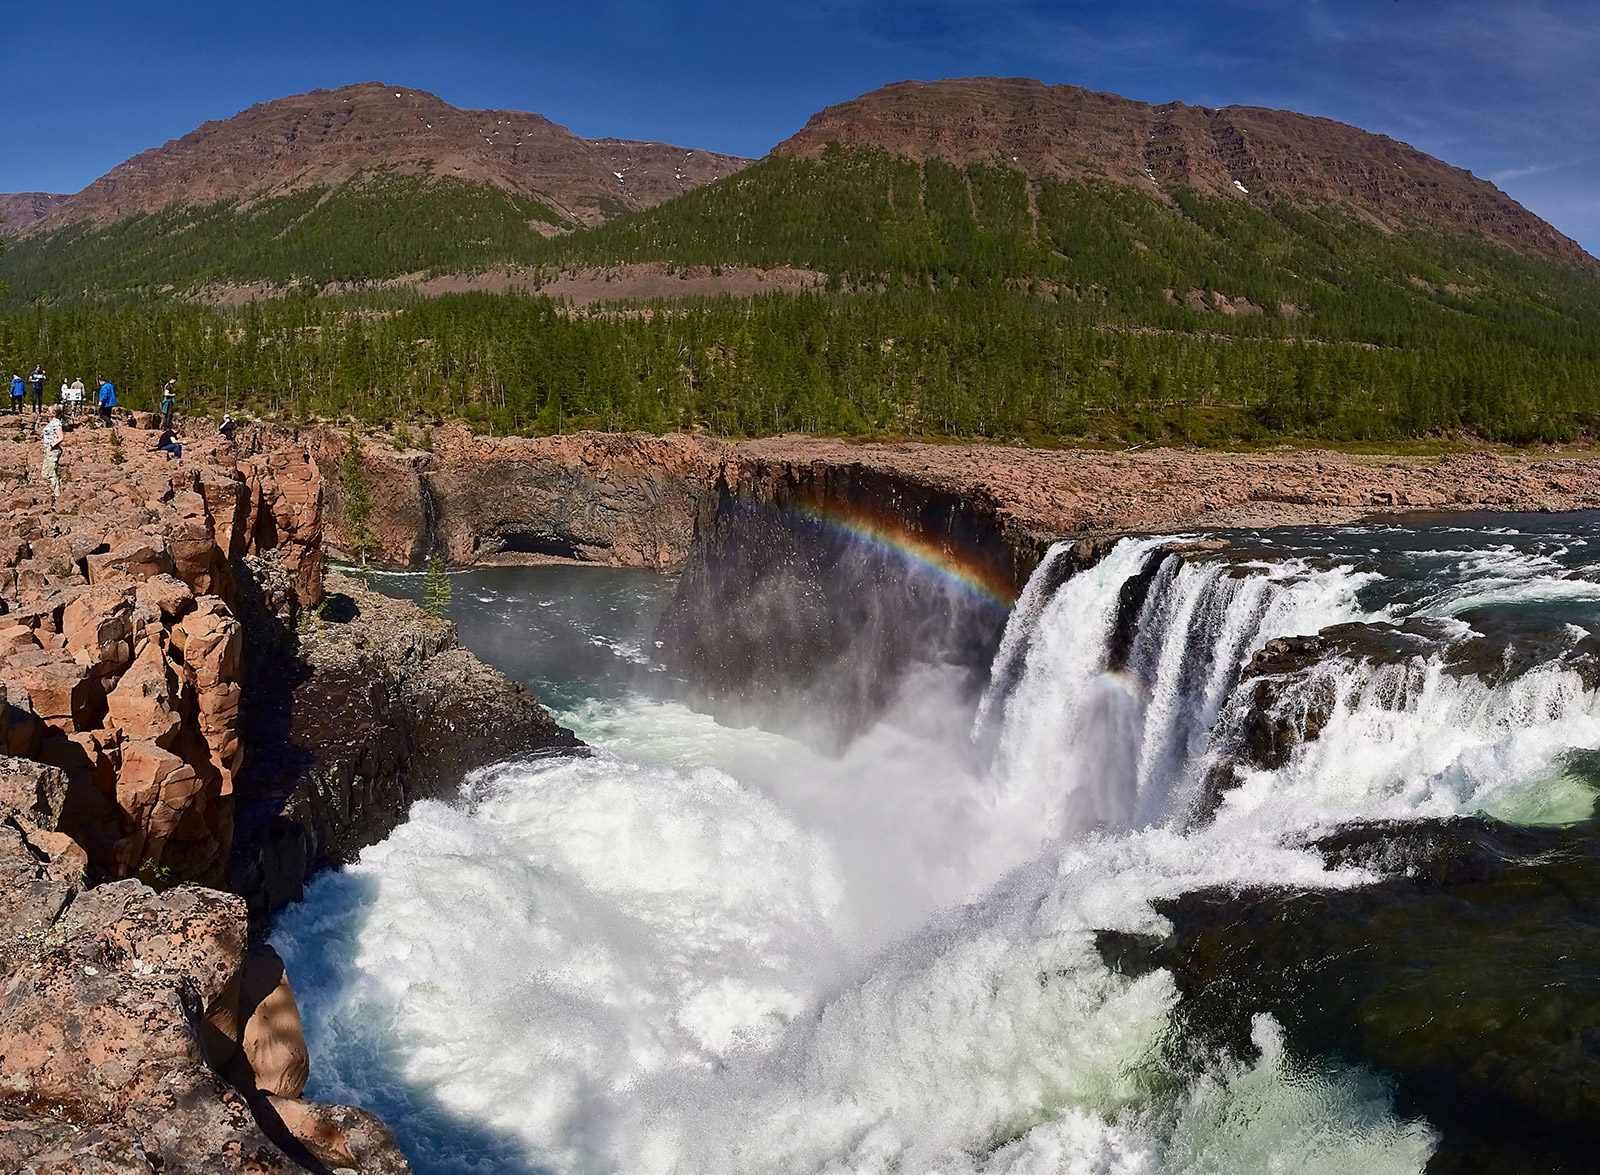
[277,515,1600,1173]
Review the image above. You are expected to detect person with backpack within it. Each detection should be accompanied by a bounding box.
[97,377,117,426]
[160,379,177,429]
[9,373,23,414]
[40,407,64,498]
[28,365,45,414]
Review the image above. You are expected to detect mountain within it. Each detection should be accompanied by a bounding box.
[773,77,1592,271]
[20,82,748,234]
[5,77,1600,449]
[0,193,68,238]
[3,75,1598,327]
[0,83,748,297]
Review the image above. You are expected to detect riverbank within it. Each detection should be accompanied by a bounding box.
[298,423,1600,592]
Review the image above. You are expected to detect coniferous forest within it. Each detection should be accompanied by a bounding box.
[3,150,1599,447]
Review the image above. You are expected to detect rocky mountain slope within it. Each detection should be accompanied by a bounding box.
[0,193,67,238]
[19,82,749,234]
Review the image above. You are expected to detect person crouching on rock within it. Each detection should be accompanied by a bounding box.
[152,427,182,461]
[41,407,64,498]
[219,413,236,443]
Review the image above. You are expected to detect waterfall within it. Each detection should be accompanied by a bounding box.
[418,471,441,561]
[977,534,1600,837]
[273,523,1600,1175]
[976,537,1373,836]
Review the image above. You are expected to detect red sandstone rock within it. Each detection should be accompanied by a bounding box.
[106,640,183,747]
[0,762,410,1172]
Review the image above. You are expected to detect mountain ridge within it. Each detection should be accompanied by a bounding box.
[772,77,1596,273]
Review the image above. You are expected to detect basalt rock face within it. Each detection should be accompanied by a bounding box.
[656,461,1026,747]
[230,572,579,915]
[0,415,582,1168]
[317,429,1600,582]
[1099,815,1600,1175]
[0,757,410,1174]
[0,416,323,887]
[308,426,722,571]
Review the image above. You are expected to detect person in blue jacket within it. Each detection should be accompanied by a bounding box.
[9,373,24,414]
[97,377,117,426]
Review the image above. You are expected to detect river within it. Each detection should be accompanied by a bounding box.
[271,515,1600,1173]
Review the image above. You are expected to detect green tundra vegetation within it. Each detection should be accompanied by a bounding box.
[2,148,1599,446]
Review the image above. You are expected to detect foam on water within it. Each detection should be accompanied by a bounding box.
[277,528,1600,1174]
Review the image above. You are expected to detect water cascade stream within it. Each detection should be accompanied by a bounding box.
[274,517,1600,1174]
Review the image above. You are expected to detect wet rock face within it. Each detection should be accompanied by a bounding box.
[310,426,718,570]
[230,573,580,915]
[655,464,1022,747]
[0,421,322,887]
[0,759,409,1174]
[1099,815,1600,1175]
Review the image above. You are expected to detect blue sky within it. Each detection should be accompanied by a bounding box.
[5,0,1599,253]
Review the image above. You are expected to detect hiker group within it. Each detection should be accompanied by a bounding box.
[13,368,211,501]
[10,365,136,427]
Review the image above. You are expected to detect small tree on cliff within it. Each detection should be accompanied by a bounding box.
[340,432,376,568]
[422,552,451,620]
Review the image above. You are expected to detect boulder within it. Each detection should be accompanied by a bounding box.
[134,573,197,623]
[86,540,176,585]
[264,1097,412,1175]
[0,753,68,833]
[4,646,105,730]
[60,583,137,678]
[112,740,199,872]
[105,639,182,748]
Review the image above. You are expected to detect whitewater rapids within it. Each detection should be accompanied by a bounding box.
[274,522,1600,1173]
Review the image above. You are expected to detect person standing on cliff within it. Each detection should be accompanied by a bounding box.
[160,378,177,429]
[9,373,23,415]
[28,365,46,414]
[97,377,116,426]
[40,407,63,498]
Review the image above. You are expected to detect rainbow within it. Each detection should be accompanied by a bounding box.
[790,501,1019,612]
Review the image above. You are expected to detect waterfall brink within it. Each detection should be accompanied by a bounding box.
[979,533,1600,837]
[977,537,1372,836]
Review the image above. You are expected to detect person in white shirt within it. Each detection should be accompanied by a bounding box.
[41,407,64,498]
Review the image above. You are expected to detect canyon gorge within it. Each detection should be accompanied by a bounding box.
[6,412,1600,1171]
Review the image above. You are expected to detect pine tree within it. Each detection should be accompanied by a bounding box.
[422,552,451,619]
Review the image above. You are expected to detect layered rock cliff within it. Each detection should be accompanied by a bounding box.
[317,427,1600,583]
[313,424,1600,741]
